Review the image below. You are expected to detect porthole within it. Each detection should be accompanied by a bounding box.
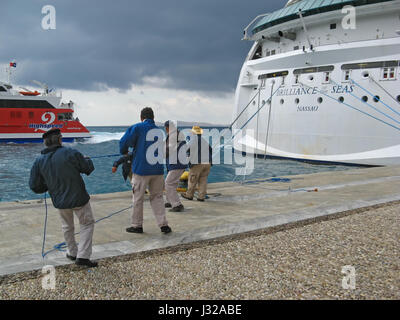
[373,95,380,103]
[308,75,314,81]
[397,95,400,103]
[317,97,323,104]
[362,96,368,102]
[280,99,284,105]
[253,100,256,105]
[338,96,344,103]
[362,71,369,78]
[295,98,300,104]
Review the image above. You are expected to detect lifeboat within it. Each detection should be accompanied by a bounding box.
[19,91,40,96]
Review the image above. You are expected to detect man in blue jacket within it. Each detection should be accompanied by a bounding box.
[164,120,188,212]
[29,128,97,268]
[120,107,171,234]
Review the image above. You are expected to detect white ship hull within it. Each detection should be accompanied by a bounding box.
[233,0,400,166]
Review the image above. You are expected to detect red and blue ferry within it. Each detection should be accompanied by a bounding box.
[0,80,91,143]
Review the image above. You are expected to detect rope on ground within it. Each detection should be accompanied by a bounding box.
[41,199,133,259]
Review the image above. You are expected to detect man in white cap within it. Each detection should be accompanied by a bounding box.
[181,126,212,202]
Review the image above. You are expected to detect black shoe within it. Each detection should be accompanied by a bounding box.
[66,254,76,261]
[181,193,193,200]
[197,198,205,202]
[75,258,98,268]
[126,226,144,233]
[161,225,172,234]
[169,204,184,212]
[165,203,172,208]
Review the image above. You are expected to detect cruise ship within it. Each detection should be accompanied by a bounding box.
[0,71,91,143]
[232,0,400,165]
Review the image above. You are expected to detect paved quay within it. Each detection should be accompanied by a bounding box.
[0,200,398,299]
[0,165,399,286]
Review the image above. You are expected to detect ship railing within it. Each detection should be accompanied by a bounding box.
[242,13,271,41]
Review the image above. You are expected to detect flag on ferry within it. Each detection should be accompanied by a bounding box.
[9,62,16,68]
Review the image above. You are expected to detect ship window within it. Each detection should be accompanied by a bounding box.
[16,111,22,118]
[293,65,334,74]
[0,86,6,92]
[10,111,15,119]
[258,70,289,80]
[294,74,299,85]
[293,46,299,50]
[266,50,270,57]
[362,96,368,102]
[29,111,34,119]
[338,96,344,103]
[330,23,337,30]
[397,95,400,103]
[251,45,263,60]
[318,97,323,104]
[323,72,330,83]
[271,49,276,56]
[342,60,398,70]
[381,67,396,80]
[295,98,299,104]
[280,99,284,105]
[343,70,351,82]
[373,95,380,103]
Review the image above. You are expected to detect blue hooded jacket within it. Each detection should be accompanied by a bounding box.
[29,146,94,209]
[119,119,164,176]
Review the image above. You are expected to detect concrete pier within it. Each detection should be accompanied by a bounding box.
[0,165,399,277]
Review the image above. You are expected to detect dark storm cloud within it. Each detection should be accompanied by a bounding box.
[0,0,285,92]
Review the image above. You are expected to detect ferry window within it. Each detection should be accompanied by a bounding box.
[330,23,336,30]
[281,76,286,86]
[318,97,323,104]
[29,112,34,119]
[16,111,22,118]
[58,112,73,120]
[0,86,6,92]
[266,50,270,57]
[373,95,380,103]
[338,96,344,103]
[293,46,299,50]
[271,49,276,56]
[294,74,299,85]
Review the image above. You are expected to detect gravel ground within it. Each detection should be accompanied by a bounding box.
[0,201,399,300]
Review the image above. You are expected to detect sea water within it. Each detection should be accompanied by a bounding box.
[0,126,355,203]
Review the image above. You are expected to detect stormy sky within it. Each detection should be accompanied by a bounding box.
[0,0,285,125]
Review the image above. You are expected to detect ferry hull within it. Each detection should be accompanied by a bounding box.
[0,108,91,144]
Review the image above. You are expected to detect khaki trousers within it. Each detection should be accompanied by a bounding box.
[165,169,185,207]
[131,174,168,228]
[185,164,211,200]
[58,201,95,260]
